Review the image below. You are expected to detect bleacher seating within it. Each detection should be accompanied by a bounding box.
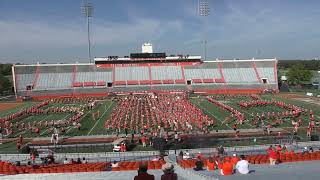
[13,59,278,95]
[184,68,221,80]
[36,73,73,90]
[178,151,320,169]
[16,74,35,90]
[115,67,149,81]
[151,66,182,80]
[112,160,165,171]
[0,161,109,175]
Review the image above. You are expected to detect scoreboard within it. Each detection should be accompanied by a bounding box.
[130,53,166,59]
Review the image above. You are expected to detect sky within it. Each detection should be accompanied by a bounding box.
[0,0,320,64]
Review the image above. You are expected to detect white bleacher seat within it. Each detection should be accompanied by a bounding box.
[151,66,182,80]
[115,67,149,81]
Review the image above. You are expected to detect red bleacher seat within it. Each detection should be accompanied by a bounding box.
[162,80,174,84]
[114,81,126,85]
[127,80,139,85]
[175,79,185,84]
[72,82,83,87]
[215,79,225,83]
[83,82,96,87]
[139,80,151,85]
[96,81,106,86]
[192,79,203,83]
[151,80,162,84]
[112,160,165,171]
[203,79,214,83]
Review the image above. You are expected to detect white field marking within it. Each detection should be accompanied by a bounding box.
[40,113,72,136]
[0,95,13,100]
[238,103,305,137]
[65,107,96,134]
[87,102,113,135]
[15,115,49,136]
[194,99,232,129]
[219,100,255,128]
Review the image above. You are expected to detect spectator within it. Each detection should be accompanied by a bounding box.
[183,150,190,159]
[231,154,240,167]
[268,148,277,165]
[196,151,203,159]
[178,151,183,160]
[31,152,36,165]
[217,145,225,156]
[161,163,177,180]
[206,157,216,171]
[134,163,154,180]
[235,155,250,174]
[111,160,119,168]
[218,157,233,176]
[70,159,75,164]
[193,157,204,171]
[76,158,81,164]
[81,157,87,164]
[63,158,69,164]
[141,136,147,147]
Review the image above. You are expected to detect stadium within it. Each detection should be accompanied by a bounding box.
[1,43,320,180]
[1,1,320,180]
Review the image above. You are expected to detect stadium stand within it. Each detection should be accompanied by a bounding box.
[12,59,278,98]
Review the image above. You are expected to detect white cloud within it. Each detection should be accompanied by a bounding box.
[0,17,183,49]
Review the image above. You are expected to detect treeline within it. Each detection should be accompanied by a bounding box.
[278,60,320,70]
[0,64,12,94]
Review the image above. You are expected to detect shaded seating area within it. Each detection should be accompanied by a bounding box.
[178,151,320,169]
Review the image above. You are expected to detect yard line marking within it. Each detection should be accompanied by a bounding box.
[223,101,256,128]
[87,102,113,135]
[194,99,232,129]
[65,107,97,134]
[40,113,71,136]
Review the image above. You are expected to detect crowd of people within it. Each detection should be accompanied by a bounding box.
[0,98,98,143]
[134,162,178,180]
[238,99,319,136]
[207,97,245,124]
[179,149,251,176]
[105,93,216,134]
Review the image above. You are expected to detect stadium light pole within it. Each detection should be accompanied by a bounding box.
[198,0,210,61]
[81,1,93,63]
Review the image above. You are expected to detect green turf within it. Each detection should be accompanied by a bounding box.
[0,94,319,140]
[0,102,37,117]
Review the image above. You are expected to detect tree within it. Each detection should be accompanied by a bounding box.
[286,63,313,85]
[0,64,12,76]
[0,74,11,94]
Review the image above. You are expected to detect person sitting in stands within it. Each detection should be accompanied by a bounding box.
[76,158,81,164]
[81,157,87,164]
[206,157,216,171]
[235,155,250,174]
[231,154,240,167]
[183,150,190,159]
[63,158,69,164]
[193,157,204,171]
[134,163,154,180]
[178,151,183,160]
[196,151,204,160]
[218,157,234,176]
[268,148,277,165]
[69,158,75,164]
[161,163,177,180]
[111,161,119,168]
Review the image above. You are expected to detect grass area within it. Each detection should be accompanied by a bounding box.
[0,94,319,140]
[0,102,37,117]
[0,141,20,154]
[189,94,320,141]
